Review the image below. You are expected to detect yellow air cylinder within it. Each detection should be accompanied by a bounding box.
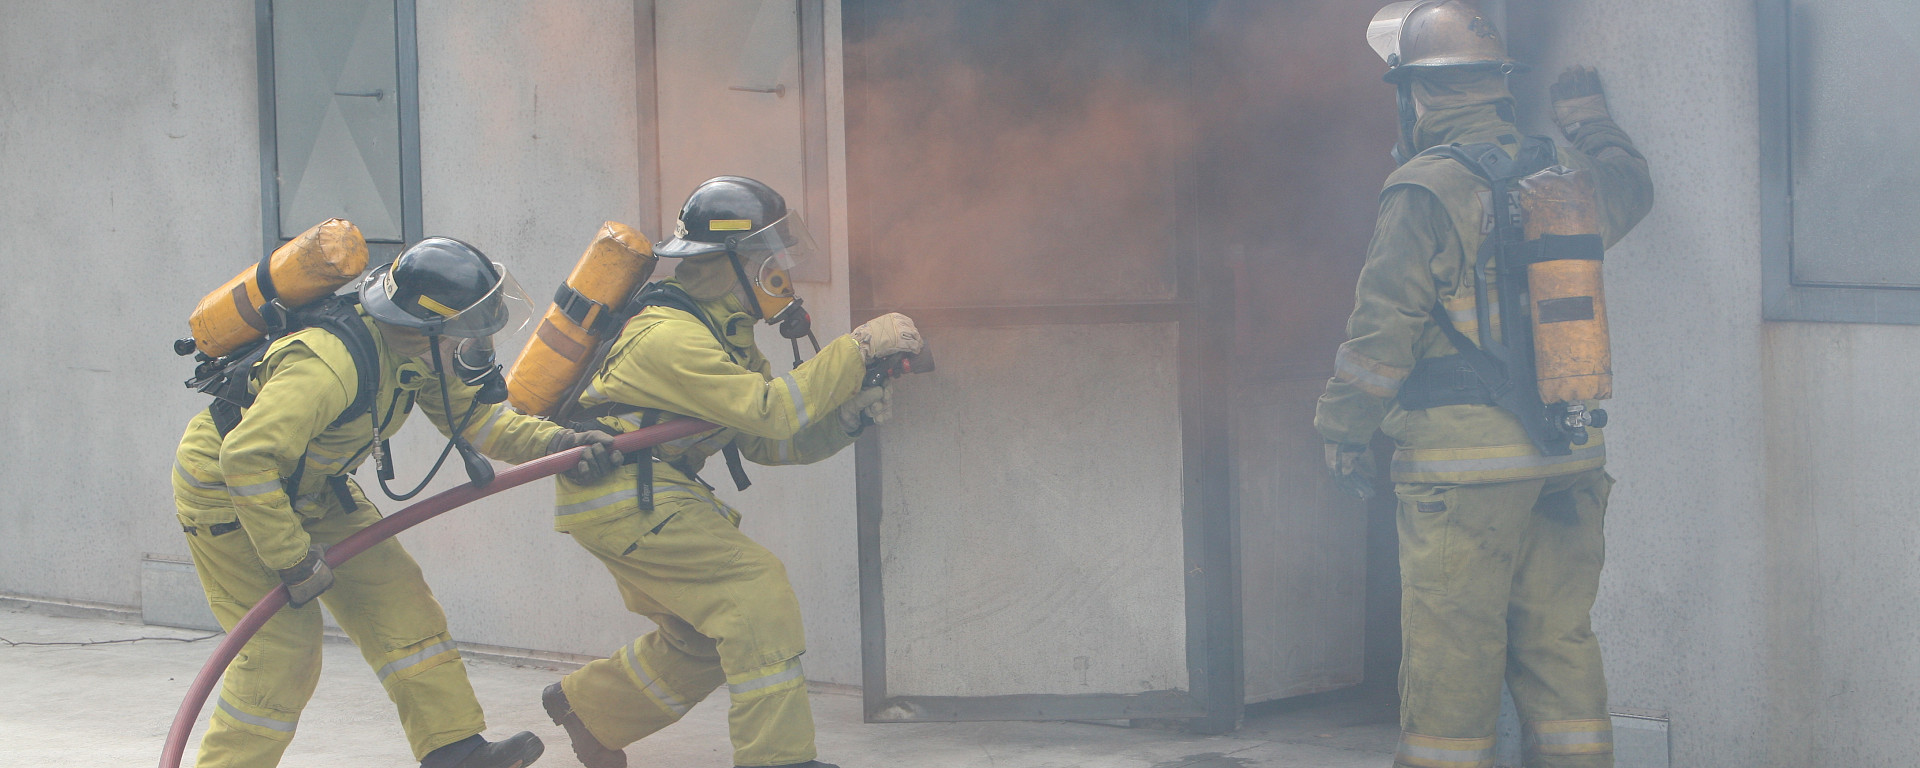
[1518,166,1611,403]
[188,218,369,357]
[506,221,657,417]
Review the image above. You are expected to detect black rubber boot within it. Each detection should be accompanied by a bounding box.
[542,682,627,768]
[420,732,544,768]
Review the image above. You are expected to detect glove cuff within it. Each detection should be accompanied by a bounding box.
[278,547,324,582]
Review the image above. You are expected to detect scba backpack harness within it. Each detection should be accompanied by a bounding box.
[1394,136,1610,456]
[559,281,754,512]
[180,254,388,508]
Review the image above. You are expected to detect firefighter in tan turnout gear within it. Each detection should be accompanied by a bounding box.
[1317,3,1653,767]
[540,177,919,768]
[171,238,618,768]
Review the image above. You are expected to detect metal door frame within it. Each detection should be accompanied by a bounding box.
[840,0,1242,733]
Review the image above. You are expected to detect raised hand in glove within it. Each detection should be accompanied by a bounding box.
[547,429,624,484]
[1324,442,1377,502]
[279,545,334,608]
[1550,65,1613,137]
[850,312,923,362]
[838,382,893,434]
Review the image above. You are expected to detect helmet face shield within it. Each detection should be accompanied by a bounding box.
[732,212,822,321]
[1367,0,1424,63]
[434,262,535,339]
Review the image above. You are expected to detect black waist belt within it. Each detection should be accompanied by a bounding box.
[1398,353,1498,410]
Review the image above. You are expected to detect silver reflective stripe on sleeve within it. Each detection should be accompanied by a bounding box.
[776,439,792,463]
[555,487,639,518]
[620,644,689,715]
[469,404,509,447]
[728,662,804,696]
[375,640,457,682]
[781,374,808,428]
[175,462,224,490]
[228,480,284,498]
[217,694,298,733]
[1446,306,1478,325]
[1393,443,1606,477]
[1334,344,1409,398]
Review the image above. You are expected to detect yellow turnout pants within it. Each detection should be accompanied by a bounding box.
[561,483,814,767]
[177,493,484,767]
[1393,468,1614,768]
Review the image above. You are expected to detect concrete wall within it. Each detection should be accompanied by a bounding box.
[0,0,262,609]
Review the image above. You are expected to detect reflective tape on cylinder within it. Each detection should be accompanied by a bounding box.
[1518,167,1612,404]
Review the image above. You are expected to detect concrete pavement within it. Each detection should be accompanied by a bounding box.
[0,603,1396,767]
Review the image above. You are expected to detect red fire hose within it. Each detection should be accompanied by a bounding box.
[159,418,718,768]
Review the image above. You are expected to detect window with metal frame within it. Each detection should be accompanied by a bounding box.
[256,0,422,262]
[1760,0,1920,323]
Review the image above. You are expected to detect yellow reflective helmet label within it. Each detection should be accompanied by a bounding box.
[709,219,752,231]
[416,294,460,318]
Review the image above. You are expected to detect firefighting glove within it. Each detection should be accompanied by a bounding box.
[851,312,923,362]
[548,429,623,484]
[838,382,893,434]
[1550,66,1613,138]
[278,545,334,608]
[1324,442,1377,501]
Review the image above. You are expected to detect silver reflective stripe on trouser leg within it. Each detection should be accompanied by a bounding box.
[1396,732,1494,768]
[727,657,805,701]
[780,373,808,428]
[618,640,690,716]
[216,694,299,733]
[1527,719,1613,758]
[375,640,459,682]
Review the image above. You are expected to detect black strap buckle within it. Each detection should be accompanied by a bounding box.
[554,284,612,335]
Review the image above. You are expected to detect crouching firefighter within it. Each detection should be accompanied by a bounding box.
[1315,3,1654,767]
[538,177,924,768]
[171,236,621,768]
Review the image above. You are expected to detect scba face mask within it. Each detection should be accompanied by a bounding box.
[726,211,821,328]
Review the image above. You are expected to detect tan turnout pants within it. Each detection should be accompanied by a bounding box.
[1393,468,1615,768]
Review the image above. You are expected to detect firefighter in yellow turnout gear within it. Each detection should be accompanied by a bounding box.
[1319,4,1654,767]
[172,239,618,768]
[541,178,916,768]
